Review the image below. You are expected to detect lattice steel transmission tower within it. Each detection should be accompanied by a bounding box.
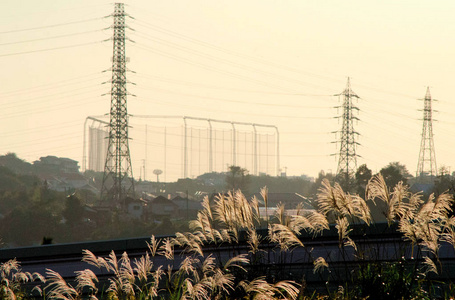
[334,78,360,189]
[416,87,437,179]
[100,3,135,206]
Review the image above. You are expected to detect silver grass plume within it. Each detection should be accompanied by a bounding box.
[313,257,329,274]
[148,235,160,257]
[268,223,304,251]
[422,256,438,275]
[159,237,174,260]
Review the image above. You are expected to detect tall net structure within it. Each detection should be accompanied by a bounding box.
[84,116,279,182]
[416,87,437,179]
[100,3,135,205]
[87,118,108,172]
[334,78,360,189]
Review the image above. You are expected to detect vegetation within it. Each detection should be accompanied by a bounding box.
[3,173,455,299]
[225,165,251,193]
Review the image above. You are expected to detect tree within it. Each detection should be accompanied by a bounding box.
[355,164,372,197]
[380,162,411,188]
[0,153,32,175]
[311,170,335,196]
[63,194,85,226]
[336,171,356,194]
[432,166,455,200]
[225,166,250,193]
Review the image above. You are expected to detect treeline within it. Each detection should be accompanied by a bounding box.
[0,164,189,247]
[0,152,453,248]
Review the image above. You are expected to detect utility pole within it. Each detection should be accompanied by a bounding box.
[416,87,437,181]
[334,78,360,191]
[100,3,135,207]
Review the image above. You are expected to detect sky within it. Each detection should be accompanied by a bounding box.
[1,0,455,182]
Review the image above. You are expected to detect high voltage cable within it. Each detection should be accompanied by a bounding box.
[132,29,336,94]
[19,141,84,158]
[358,121,418,144]
[7,130,82,147]
[359,118,418,139]
[360,94,421,113]
[133,73,330,96]
[132,43,302,93]
[0,71,102,95]
[0,29,106,46]
[139,96,331,119]
[360,136,418,161]
[131,16,344,85]
[3,84,104,110]
[0,121,82,138]
[132,15,422,101]
[134,85,331,109]
[131,23,422,113]
[130,16,433,103]
[361,107,417,122]
[0,17,105,34]
[2,94,104,120]
[0,74,105,98]
[0,40,107,57]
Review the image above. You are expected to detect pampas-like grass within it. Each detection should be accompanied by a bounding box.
[223,253,249,273]
[366,174,421,224]
[247,227,262,254]
[313,257,329,274]
[268,223,304,251]
[422,256,438,275]
[173,232,204,257]
[159,237,174,260]
[148,235,160,257]
[238,276,300,300]
[318,179,371,224]
[133,252,153,283]
[45,269,79,300]
[335,216,357,250]
[1,259,45,299]
[9,182,455,299]
[396,190,453,258]
[80,249,165,299]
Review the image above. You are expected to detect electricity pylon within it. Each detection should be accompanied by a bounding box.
[334,77,360,191]
[416,87,437,180]
[100,3,135,206]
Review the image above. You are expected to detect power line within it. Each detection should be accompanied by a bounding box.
[2,93,104,120]
[0,29,106,46]
[132,28,337,93]
[130,16,345,85]
[132,43,300,93]
[133,73,330,96]
[3,84,104,111]
[0,17,105,34]
[138,96,332,120]
[0,74,104,99]
[0,40,107,57]
[134,85,331,109]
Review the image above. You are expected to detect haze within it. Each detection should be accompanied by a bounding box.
[1,0,454,180]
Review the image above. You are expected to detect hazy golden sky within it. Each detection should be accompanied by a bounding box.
[1,0,454,180]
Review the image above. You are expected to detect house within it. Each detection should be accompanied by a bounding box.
[33,156,80,174]
[126,198,147,220]
[60,173,89,189]
[171,195,203,220]
[147,196,179,219]
[37,172,91,194]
